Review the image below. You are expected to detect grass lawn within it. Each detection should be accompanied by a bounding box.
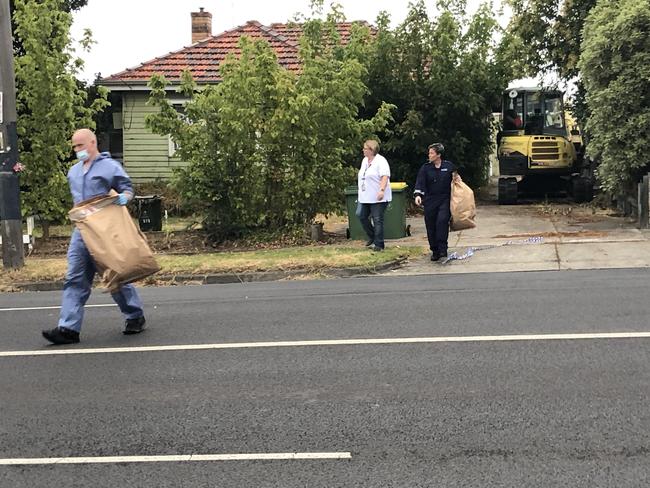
[0,245,426,291]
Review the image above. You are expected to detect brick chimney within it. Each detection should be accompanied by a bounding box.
[191,7,212,44]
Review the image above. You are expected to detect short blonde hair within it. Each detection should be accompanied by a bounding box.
[364,139,379,156]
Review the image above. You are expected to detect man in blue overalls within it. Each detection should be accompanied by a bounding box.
[42,129,146,345]
[413,143,462,261]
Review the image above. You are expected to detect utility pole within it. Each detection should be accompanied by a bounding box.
[0,0,24,269]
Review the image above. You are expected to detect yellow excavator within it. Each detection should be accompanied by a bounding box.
[496,87,593,204]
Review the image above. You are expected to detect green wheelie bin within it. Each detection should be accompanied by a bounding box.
[344,182,410,240]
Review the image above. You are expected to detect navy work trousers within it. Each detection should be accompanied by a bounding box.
[424,199,451,255]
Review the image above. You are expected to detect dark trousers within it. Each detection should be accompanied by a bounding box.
[424,199,451,255]
[356,202,388,249]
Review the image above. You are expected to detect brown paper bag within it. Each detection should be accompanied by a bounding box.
[450,179,476,231]
[68,193,161,291]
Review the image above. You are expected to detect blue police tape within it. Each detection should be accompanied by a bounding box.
[441,236,544,264]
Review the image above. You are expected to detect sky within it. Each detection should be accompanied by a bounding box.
[70,0,508,83]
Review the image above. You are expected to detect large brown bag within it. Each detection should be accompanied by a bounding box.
[450,179,477,231]
[68,193,161,291]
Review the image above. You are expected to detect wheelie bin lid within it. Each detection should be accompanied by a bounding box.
[345,182,407,195]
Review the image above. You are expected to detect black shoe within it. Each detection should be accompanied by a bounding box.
[371,245,384,252]
[123,316,146,335]
[431,252,440,261]
[42,327,80,345]
[365,239,374,247]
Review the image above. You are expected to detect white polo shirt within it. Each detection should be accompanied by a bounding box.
[357,154,392,203]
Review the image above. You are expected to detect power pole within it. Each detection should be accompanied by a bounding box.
[0,0,24,269]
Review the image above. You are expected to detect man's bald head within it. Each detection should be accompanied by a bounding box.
[71,128,98,162]
[73,128,96,142]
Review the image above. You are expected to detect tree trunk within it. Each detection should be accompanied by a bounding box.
[41,220,50,240]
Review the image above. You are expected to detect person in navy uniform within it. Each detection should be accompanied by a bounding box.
[413,143,462,261]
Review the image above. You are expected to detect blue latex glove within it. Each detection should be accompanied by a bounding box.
[115,193,129,206]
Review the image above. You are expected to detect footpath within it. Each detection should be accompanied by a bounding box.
[384,203,650,275]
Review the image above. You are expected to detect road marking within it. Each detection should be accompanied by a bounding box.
[0,304,115,312]
[3,331,650,358]
[0,452,352,465]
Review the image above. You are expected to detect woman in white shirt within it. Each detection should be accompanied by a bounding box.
[355,139,392,251]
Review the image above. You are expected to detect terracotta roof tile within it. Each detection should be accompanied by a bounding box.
[101,20,373,86]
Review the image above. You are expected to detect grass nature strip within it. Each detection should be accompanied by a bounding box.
[0,245,426,291]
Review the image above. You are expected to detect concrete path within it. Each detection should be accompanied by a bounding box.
[382,203,650,275]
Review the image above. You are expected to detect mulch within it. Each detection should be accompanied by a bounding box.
[28,229,348,257]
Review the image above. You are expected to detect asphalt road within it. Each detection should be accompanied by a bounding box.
[2,269,650,487]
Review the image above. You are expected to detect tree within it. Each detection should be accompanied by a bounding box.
[361,0,507,188]
[10,0,87,55]
[146,14,394,241]
[578,0,650,194]
[13,0,108,236]
[504,0,596,80]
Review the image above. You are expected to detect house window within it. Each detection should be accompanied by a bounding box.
[168,136,180,157]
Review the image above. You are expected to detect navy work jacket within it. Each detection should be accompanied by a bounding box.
[413,160,456,207]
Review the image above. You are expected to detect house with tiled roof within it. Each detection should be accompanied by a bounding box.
[99,8,370,182]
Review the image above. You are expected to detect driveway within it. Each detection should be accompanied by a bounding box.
[374,202,650,275]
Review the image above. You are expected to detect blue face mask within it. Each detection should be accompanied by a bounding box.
[76,149,89,162]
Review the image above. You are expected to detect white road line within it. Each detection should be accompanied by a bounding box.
[3,331,650,358]
[0,304,115,312]
[0,452,352,465]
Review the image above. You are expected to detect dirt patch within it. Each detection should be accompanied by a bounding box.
[567,218,603,224]
[493,230,608,239]
[28,236,70,257]
[533,202,623,221]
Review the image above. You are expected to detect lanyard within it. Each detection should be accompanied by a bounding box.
[363,160,373,176]
[361,160,373,191]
